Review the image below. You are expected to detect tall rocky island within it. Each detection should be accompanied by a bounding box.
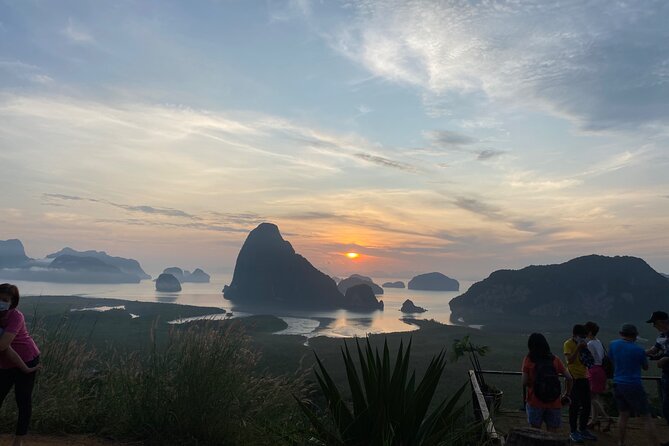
[223,223,383,311]
[449,255,669,326]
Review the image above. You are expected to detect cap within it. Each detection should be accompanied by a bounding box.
[620,323,639,336]
[646,311,669,323]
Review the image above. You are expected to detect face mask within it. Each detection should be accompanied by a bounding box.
[0,301,10,312]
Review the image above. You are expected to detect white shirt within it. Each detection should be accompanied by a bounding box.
[587,338,605,366]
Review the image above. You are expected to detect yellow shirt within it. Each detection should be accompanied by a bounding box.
[564,338,587,379]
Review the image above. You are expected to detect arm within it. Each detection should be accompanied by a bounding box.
[562,369,573,398]
[564,340,582,364]
[0,330,16,352]
[0,347,39,373]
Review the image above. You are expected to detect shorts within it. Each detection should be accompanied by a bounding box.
[588,365,607,394]
[614,383,650,415]
[526,404,562,429]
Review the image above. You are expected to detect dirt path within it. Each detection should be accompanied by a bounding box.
[0,435,137,446]
[495,409,669,445]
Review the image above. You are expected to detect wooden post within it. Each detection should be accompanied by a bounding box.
[506,427,569,446]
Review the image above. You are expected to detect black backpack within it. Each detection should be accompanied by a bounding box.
[533,355,561,403]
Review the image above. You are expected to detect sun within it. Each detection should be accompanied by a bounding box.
[345,252,360,259]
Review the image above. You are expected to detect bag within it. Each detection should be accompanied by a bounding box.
[533,356,562,403]
[579,347,595,369]
[602,344,614,379]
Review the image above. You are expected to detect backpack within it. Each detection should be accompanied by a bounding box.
[533,356,562,403]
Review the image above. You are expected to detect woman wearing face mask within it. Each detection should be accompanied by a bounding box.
[0,283,41,446]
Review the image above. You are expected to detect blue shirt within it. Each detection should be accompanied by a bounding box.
[609,339,648,385]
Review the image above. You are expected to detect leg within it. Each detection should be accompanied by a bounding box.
[0,368,16,408]
[663,374,669,425]
[13,363,37,436]
[618,411,629,446]
[569,381,581,432]
[579,383,591,431]
[643,414,659,445]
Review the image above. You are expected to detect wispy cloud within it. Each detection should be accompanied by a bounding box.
[321,1,669,131]
[62,18,94,44]
[353,153,419,173]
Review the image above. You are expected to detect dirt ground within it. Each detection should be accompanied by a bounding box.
[0,435,137,446]
[495,409,669,445]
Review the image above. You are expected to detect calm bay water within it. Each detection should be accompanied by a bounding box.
[11,276,474,338]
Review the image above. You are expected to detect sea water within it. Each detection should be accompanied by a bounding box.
[10,276,475,338]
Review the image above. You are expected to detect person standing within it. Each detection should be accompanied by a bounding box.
[585,321,612,431]
[0,284,41,446]
[646,311,669,424]
[564,324,597,443]
[522,333,573,432]
[609,323,664,446]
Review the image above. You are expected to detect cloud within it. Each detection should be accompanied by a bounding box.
[43,194,195,219]
[322,1,669,131]
[427,130,477,146]
[353,153,419,172]
[423,129,505,161]
[476,149,505,161]
[63,18,94,44]
[0,60,53,84]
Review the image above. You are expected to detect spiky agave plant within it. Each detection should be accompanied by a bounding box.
[298,338,470,446]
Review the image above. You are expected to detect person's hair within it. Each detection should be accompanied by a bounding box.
[0,283,20,309]
[572,324,587,337]
[584,321,599,337]
[528,332,553,362]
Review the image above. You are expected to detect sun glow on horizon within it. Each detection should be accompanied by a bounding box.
[345,252,360,259]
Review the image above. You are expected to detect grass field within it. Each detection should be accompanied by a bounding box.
[3,295,666,444]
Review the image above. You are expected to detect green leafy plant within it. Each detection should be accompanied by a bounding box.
[298,337,473,446]
[449,335,489,363]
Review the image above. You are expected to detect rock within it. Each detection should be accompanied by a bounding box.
[400,299,427,313]
[408,272,459,291]
[223,223,383,311]
[383,281,405,288]
[338,274,384,295]
[162,267,210,283]
[186,268,210,283]
[31,255,142,284]
[47,247,150,280]
[0,239,30,268]
[163,267,184,281]
[50,255,121,273]
[345,284,384,311]
[156,273,182,292]
[449,255,669,325]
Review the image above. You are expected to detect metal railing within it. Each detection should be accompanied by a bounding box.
[477,369,663,404]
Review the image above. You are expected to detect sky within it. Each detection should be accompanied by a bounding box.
[1,0,669,280]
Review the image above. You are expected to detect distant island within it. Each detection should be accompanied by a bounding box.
[47,247,151,279]
[408,272,459,291]
[162,267,211,283]
[156,273,182,292]
[338,274,384,295]
[383,281,405,288]
[0,239,149,284]
[223,223,383,311]
[400,299,427,313]
[449,254,669,325]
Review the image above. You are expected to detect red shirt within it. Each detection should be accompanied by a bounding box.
[0,309,40,368]
[522,355,566,409]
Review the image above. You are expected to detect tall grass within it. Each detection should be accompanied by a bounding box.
[0,318,309,445]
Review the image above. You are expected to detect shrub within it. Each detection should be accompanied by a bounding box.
[298,337,483,446]
[0,318,308,445]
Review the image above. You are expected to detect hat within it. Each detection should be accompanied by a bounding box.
[646,311,669,323]
[620,323,639,336]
